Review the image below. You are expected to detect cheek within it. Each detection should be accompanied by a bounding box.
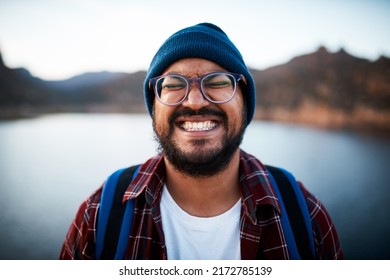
[153,103,174,135]
[225,93,245,124]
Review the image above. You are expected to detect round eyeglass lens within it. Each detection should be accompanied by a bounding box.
[201,73,236,103]
[156,75,188,105]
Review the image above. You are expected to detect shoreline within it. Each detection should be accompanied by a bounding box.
[1,105,388,138]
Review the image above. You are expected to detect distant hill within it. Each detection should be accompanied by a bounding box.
[46,71,131,90]
[0,51,147,116]
[251,47,390,132]
[0,47,389,134]
[0,53,52,107]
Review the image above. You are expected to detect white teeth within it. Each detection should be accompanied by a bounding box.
[181,121,217,131]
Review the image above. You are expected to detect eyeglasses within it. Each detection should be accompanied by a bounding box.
[149,72,246,106]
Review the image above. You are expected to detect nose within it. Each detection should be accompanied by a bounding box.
[181,81,211,110]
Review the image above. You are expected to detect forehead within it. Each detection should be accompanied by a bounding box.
[162,58,228,76]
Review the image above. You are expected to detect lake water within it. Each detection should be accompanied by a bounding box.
[0,113,389,260]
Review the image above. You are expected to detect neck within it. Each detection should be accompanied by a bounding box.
[164,149,241,217]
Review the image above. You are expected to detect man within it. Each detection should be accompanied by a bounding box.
[60,23,343,260]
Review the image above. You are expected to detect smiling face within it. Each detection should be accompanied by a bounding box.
[152,58,247,177]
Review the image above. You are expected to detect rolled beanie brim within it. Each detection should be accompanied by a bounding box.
[143,23,256,124]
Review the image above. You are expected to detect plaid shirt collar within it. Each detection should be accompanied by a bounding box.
[123,149,281,225]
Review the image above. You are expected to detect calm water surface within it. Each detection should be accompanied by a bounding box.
[0,114,389,259]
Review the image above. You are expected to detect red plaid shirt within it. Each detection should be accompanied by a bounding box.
[59,150,343,260]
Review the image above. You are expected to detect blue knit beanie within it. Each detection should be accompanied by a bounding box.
[143,22,256,124]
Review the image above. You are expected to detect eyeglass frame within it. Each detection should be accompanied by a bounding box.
[149,71,247,106]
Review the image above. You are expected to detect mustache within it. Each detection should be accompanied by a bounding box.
[169,107,227,124]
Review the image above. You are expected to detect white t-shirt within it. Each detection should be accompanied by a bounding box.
[160,185,241,260]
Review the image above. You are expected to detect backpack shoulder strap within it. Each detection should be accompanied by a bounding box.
[96,165,140,259]
[266,165,315,259]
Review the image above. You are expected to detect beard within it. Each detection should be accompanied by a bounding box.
[152,106,247,178]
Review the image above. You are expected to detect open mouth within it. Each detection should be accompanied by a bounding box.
[180,121,218,132]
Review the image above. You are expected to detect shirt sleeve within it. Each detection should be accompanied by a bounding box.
[59,186,103,260]
[298,181,344,259]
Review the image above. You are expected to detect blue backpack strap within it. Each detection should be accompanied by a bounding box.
[279,167,315,258]
[266,165,315,259]
[114,185,137,259]
[96,165,140,259]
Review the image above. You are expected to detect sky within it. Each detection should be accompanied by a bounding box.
[0,0,389,81]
